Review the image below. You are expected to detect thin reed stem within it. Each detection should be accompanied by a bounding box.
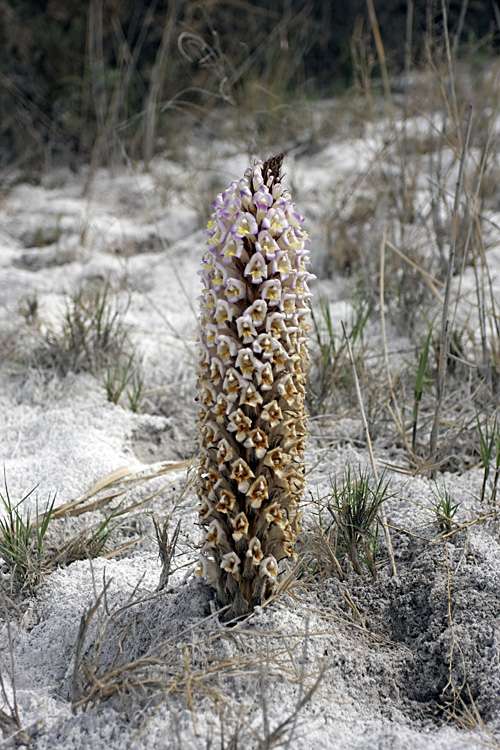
[341,321,397,576]
[429,105,473,470]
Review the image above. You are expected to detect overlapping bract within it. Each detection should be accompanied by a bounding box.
[195,156,313,618]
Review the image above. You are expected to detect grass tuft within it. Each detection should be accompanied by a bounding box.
[306,468,392,582]
[430,483,461,534]
[0,471,56,592]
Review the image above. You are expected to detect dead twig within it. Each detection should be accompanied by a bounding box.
[154,517,181,592]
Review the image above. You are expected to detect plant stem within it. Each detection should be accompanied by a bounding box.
[428,105,473,471]
[341,321,397,576]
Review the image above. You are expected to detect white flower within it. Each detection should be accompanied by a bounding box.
[215,299,237,327]
[227,408,252,442]
[230,458,254,494]
[232,511,249,541]
[210,357,225,385]
[205,520,227,547]
[246,299,268,326]
[263,447,289,478]
[236,315,258,344]
[281,293,296,318]
[265,503,284,525]
[271,251,292,279]
[217,334,238,364]
[216,489,236,513]
[216,439,234,465]
[252,332,273,356]
[265,312,286,336]
[276,373,297,404]
[246,536,264,565]
[243,429,269,460]
[259,556,278,581]
[195,554,221,582]
[213,392,231,422]
[204,323,218,347]
[225,278,246,303]
[235,348,260,379]
[222,368,245,400]
[254,362,274,391]
[260,400,283,427]
[203,289,217,312]
[221,551,241,575]
[246,475,269,509]
[239,383,264,408]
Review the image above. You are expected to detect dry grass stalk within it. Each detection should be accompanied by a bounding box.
[71,579,325,748]
[142,1,178,165]
[434,536,494,736]
[154,518,181,592]
[429,105,473,469]
[0,601,32,746]
[341,321,397,576]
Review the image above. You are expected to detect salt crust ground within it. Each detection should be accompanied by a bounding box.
[0,135,499,749]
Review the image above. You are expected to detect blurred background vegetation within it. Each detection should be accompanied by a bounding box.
[0,0,497,171]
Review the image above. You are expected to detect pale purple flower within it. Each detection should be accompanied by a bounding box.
[219,194,242,221]
[261,207,288,236]
[256,230,280,260]
[270,251,292,279]
[253,186,274,223]
[231,211,258,239]
[244,252,268,284]
[265,312,286,336]
[219,235,245,265]
[253,187,273,212]
[261,279,282,306]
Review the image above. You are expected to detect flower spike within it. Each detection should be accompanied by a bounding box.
[196,154,313,618]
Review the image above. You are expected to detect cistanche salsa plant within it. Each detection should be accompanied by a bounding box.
[195,153,314,618]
